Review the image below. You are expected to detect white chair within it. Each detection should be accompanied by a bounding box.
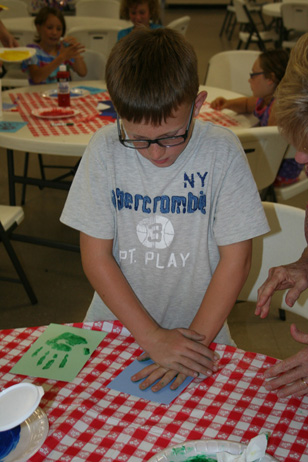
[0,0,29,17]
[75,0,120,18]
[238,201,308,320]
[71,49,106,81]
[204,50,260,96]
[281,1,308,48]
[166,16,191,36]
[66,25,120,58]
[233,0,278,50]
[0,205,37,304]
[234,126,289,200]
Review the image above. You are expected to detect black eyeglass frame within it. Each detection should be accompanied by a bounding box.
[249,71,265,79]
[117,104,195,149]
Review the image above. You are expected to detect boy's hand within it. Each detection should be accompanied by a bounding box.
[133,327,220,390]
[131,358,188,392]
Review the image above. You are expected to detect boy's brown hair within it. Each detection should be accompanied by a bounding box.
[106,28,199,125]
[119,0,161,23]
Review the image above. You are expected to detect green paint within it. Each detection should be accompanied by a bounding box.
[170,454,217,462]
[12,323,107,382]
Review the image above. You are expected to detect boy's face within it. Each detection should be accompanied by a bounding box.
[121,102,195,168]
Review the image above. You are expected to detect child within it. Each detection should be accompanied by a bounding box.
[60,28,269,392]
[210,49,303,187]
[22,6,87,84]
[117,0,161,40]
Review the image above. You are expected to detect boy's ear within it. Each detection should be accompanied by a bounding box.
[193,91,207,117]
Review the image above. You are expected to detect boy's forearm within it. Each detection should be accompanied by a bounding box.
[190,240,252,344]
[80,233,159,349]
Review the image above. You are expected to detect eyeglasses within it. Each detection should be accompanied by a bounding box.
[249,71,265,79]
[117,104,194,149]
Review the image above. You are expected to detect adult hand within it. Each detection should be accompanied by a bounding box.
[263,324,308,398]
[132,327,220,391]
[0,21,18,47]
[210,97,227,110]
[255,257,308,319]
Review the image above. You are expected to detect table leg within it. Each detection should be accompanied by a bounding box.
[7,149,17,206]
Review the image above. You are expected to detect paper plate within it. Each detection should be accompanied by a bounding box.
[32,107,80,119]
[0,407,49,462]
[148,440,278,462]
[0,47,36,63]
[0,383,44,432]
[42,88,90,99]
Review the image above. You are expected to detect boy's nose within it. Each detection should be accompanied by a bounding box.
[148,143,166,160]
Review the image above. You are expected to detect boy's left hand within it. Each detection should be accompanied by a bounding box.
[131,352,188,391]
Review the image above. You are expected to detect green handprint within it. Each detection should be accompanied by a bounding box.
[31,332,90,370]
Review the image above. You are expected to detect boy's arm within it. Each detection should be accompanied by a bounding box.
[80,232,219,377]
[132,239,252,391]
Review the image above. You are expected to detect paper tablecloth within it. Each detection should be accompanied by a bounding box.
[0,321,307,462]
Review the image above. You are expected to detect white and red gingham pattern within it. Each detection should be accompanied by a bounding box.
[197,102,240,127]
[9,93,240,139]
[0,321,307,462]
[9,91,114,137]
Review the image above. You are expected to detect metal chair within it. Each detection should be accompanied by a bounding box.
[0,205,37,304]
[281,1,308,49]
[204,49,260,95]
[238,201,308,321]
[166,16,191,36]
[233,0,278,50]
[234,126,289,201]
[75,0,120,18]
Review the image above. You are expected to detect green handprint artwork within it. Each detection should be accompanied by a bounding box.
[31,332,91,370]
[11,324,107,382]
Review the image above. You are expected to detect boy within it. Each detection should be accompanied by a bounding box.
[61,28,269,392]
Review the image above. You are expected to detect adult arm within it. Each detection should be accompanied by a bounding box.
[80,232,219,378]
[255,246,308,319]
[132,239,252,391]
[0,20,18,47]
[263,323,308,397]
[210,96,257,113]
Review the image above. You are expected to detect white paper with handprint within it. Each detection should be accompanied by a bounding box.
[11,324,107,382]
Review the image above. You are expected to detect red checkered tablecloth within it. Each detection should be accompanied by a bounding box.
[9,91,115,137]
[1,321,307,462]
[9,93,240,139]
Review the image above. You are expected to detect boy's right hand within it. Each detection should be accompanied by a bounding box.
[141,327,219,377]
[210,97,228,111]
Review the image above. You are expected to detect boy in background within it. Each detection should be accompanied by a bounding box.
[61,28,269,392]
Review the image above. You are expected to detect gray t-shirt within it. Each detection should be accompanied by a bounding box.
[61,120,269,345]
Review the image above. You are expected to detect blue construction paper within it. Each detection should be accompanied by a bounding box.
[0,121,28,132]
[97,100,117,118]
[107,359,194,404]
[76,86,107,95]
[2,102,17,111]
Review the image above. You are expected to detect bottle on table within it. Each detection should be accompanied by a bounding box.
[57,64,70,107]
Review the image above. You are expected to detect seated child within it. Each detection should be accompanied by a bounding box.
[22,6,87,84]
[118,0,161,40]
[210,49,303,187]
[60,28,269,392]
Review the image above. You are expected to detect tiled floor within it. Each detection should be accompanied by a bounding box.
[1,5,308,361]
